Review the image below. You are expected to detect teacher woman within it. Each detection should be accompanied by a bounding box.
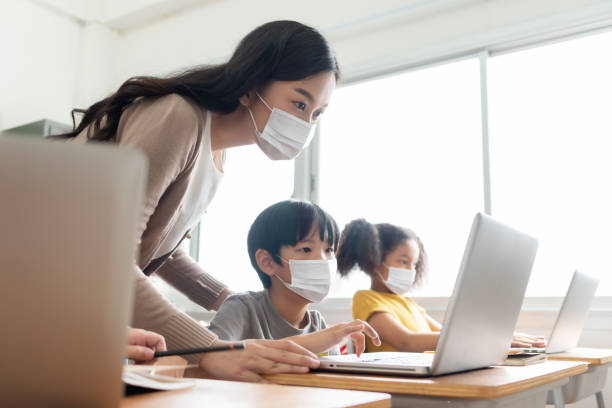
[60,20,338,382]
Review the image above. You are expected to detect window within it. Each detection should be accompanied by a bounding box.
[488,30,612,296]
[198,145,294,292]
[154,144,294,310]
[159,28,612,307]
[319,58,484,297]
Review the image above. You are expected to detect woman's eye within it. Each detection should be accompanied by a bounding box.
[313,110,324,119]
[293,101,306,111]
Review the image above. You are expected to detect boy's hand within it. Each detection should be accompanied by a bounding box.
[290,319,381,357]
[198,338,320,383]
[511,332,547,348]
[330,319,381,356]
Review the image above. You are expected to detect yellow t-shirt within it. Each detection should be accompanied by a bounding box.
[352,290,432,352]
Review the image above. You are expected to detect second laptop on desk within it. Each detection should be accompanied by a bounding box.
[319,212,539,377]
[514,269,599,355]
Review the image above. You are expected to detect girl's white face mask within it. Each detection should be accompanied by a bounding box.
[381,264,416,295]
[248,92,315,160]
[275,257,336,302]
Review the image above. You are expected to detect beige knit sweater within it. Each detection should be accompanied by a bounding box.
[75,94,227,362]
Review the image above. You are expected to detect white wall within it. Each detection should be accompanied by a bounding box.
[0,0,81,129]
[112,0,612,84]
[73,22,119,108]
[5,0,612,128]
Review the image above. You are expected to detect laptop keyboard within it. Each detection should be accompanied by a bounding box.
[358,353,434,366]
[510,347,546,354]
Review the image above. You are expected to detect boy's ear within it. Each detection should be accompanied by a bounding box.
[255,249,278,277]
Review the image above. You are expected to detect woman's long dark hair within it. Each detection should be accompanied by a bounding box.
[58,20,339,141]
[337,219,428,287]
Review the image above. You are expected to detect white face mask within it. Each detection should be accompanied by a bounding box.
[248,92,315,160]
[381,264,416,295]
[274,257,336,302]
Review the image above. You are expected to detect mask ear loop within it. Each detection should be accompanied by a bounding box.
[247,91,273,136]
[273,255,291,283]
[255,91,273,111]
[247,108,261,136]
[274,274,290,284]
[375,266,395,295]
[375,264,389,282]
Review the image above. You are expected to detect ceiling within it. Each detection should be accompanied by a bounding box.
[29,0,220,31]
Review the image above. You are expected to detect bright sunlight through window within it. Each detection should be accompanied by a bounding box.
[489,30,612,296]
[319,58,484,297]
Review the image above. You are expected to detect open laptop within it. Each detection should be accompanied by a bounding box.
[319,213,539,376]
[515,270,599,354]
[0,137,147,407]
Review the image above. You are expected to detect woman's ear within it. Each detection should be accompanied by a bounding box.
[255,249,277,277]
[239,91,253,108]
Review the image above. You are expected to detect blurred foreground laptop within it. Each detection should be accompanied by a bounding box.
[0,137,147,407]
[319,213,539,376]
[515,270,599,354]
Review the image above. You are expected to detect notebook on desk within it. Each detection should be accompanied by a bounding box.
[513,270,599,354]
[319,213,539,377]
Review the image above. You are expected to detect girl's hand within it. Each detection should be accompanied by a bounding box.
[198,339,320,383]
[511,332,547,348]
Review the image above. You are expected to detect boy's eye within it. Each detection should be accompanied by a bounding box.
[293,101,306,111]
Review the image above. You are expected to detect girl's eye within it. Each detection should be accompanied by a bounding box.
[293,101,306,111]
[400,260,408,265]
[299,247,311,253]
[325,247,334,253]
[313,110,324,119]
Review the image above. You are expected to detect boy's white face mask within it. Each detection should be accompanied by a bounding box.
[381,264,416,295]
[274,257,336,302]
[248,92,315,160]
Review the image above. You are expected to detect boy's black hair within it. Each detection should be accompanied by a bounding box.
[247,200,339,288]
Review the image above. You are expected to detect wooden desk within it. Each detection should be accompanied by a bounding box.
[545,348,612,408]
[121,377,391,408]
[548,348,612,366]
[266,360,587,408]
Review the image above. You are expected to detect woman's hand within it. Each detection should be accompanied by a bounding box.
[198,338,321,383]
[511,332,547,348]
[126,328,167,362]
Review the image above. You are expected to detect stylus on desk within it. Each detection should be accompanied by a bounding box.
[154,343,245,358]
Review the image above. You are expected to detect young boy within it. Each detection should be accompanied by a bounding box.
[208,200,380,356]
